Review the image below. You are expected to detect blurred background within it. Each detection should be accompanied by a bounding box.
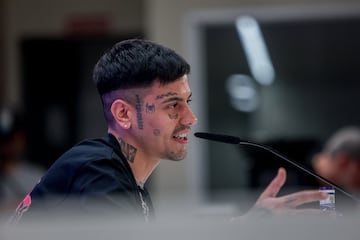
[1,0,360,217]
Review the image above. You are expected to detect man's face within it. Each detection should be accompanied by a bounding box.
[130,75,198,161]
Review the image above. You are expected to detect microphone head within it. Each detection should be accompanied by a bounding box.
[194,132,241,144]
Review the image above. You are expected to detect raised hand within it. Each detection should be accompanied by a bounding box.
[252,168,328,215]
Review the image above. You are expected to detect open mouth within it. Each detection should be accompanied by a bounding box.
[173,133,188,141]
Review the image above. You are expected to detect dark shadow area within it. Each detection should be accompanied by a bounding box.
[20,35,141,169]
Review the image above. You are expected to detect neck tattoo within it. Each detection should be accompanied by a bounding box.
[117,137,137,163]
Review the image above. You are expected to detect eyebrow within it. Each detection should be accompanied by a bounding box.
[155,92,177,100]
[160,92,192,104]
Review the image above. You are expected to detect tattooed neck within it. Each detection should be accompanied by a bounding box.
[117,137,137,163]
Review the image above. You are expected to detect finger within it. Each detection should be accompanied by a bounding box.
[258,167,287,199]
[280,190,328,208]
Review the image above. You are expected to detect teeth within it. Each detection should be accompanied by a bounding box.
[174,133,187,139]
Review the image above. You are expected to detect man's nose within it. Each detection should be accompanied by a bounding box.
[181,106,198,126]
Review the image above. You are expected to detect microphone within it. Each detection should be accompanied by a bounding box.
[194,132,360,203]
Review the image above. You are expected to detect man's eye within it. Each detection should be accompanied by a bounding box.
[169,103,178,109]
[187,99,192,104]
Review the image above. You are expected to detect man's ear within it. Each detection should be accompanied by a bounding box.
[110,99,132,129]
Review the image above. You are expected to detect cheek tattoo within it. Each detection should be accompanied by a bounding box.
[146,103,155,113]
[118,137,137,163]
[153,129,160,136]
[135,94,144,129]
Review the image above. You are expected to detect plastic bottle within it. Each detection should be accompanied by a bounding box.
[319,186,336,211]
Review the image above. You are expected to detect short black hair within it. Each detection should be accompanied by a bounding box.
[93,39,191,95]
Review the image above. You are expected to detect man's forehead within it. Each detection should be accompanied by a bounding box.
[151,89,190,102]
[152,76,190,94]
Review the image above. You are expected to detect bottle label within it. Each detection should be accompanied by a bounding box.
[319,187,336,211]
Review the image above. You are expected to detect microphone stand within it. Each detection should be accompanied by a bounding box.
[194,132,360,203]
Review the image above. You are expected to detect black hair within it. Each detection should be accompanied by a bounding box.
[93,39,191,95]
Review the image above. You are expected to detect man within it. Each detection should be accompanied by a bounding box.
[9,39,327,224]
[313,126,360,192]
[0,106,44,212]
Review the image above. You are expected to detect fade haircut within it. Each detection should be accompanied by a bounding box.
[93,39,191,95]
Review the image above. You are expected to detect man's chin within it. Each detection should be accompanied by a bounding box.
[166,152,187,161]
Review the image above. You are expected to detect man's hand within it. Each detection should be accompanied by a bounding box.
[251,167,328,217]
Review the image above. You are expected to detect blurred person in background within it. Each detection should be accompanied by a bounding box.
[312,126,360,192]
[9,39,328,225]
[0,106,44,214]
[312,126,360,213]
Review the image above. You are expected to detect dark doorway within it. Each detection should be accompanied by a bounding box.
[20,36,139,169]
[202,16,360,199]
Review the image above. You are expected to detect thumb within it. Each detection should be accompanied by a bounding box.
[258,167,287,200]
